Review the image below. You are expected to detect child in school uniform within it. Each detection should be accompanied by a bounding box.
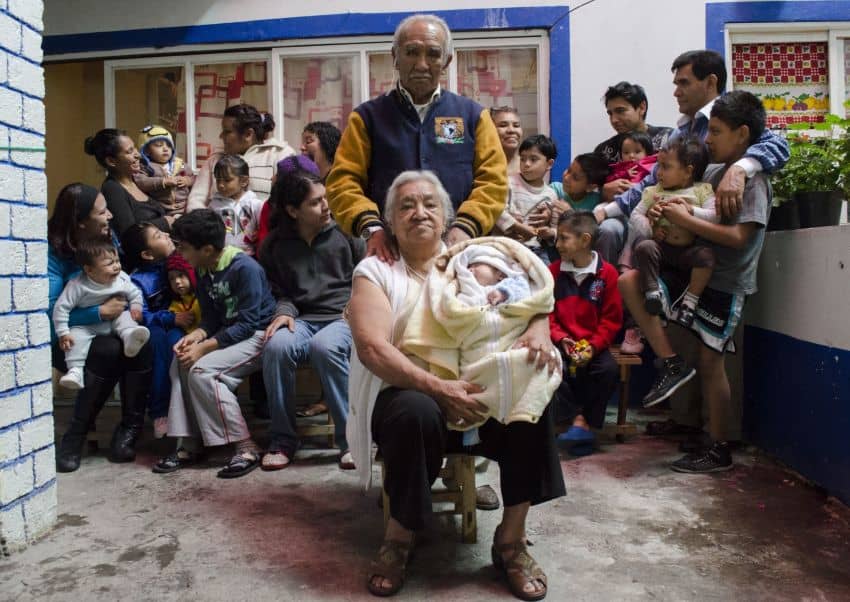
[549,211,623,455]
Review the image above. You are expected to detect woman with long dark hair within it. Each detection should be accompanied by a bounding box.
[257,160,364,471]
[48,183,153,472]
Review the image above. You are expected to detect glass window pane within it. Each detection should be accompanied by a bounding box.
[844,39,850,116]
[114,66,186,162]
[368,52,449,100]
[283,55,356,141]
[193,62,269,163]
[456,48,538,136]
[732,42,829,127]
[369,53,395,99]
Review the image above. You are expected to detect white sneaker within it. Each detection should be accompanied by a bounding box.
[122,326,150,358]
[59,367,85,390]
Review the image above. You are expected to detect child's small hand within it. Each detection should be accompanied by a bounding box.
[652,226,667,243]
[173,176,190,188]
[560,337,575,355]
[59,334,74,351]
[647,200,665,222]
[661,198,692,225]
[130,307,143,322]
[508,222,537,242]
[575,344,594,367]
[487,289,506,306]
[592,205,607,224]
[174,311,195,329]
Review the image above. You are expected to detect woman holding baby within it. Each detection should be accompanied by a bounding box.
[346,169,564,600]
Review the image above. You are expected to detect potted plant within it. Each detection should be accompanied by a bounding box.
[770,111,850,230]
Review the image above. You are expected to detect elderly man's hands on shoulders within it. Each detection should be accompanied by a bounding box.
[365,228,399,264]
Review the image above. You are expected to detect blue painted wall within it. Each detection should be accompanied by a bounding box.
[744,326,850,504]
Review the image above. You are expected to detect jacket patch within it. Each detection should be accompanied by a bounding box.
[588,278,605,303]
[434,117,465,144]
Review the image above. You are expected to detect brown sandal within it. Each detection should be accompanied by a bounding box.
[367,537,414,597]
[492,530,547,601]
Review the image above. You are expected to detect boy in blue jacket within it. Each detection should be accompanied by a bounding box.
[121,223,196,438]
[154,209,276,478]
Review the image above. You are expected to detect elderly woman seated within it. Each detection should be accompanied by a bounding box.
[347,170,565,600]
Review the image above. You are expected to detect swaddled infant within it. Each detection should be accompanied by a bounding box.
[458,246,531,308]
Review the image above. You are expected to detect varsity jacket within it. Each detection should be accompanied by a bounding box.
[548,256,623,353]
[327,88,507,238]
[197,246,276,347]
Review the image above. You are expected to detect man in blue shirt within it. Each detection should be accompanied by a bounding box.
[592,50,789,259]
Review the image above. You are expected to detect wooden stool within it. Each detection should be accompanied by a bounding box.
[292,364,335,448]
[381,454,477,543]
[606,345,642,442]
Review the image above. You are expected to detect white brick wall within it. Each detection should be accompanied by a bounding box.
[8,1,43,32]
[0,353,14,393]
[22,485,56,543]
[0,313,26,350]
[7,55,43,98]
[29,382,50,416]
[10,130,44,168]
[25,241,46,275]
[22,97,43,134]
[19,413,51,454]
[0,1,54,553]
[0,239,24,274]
[25,311,48,346]
[0,12,19,55]
[0,202,10,236]
[0,456,32,505]
[0,390,27,428]
[0,163,23,200]
[11,277,46,310]
[23,169,44,205]
[0,278,11,312]
[14,345,48,386]
[0,425,18,462]
[20,25,41,64]
[0,502,25,546]
[12,204,45,239]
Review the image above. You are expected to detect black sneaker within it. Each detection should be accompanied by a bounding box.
[642,355,695,407]
[675,304,696,328]
[671,441,733,473]
[644,290,664,316]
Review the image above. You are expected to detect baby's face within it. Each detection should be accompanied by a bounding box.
[168,270,192,297]
[147,140,173,164]
[469,262,505,286]
[620,138,647,162]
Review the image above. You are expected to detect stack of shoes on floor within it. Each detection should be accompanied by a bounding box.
[556,426,595,456]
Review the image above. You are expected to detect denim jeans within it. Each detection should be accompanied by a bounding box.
[262,318,351,454]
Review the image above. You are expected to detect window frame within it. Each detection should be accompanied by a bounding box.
[725,22,850,116]
[104,31,549,171]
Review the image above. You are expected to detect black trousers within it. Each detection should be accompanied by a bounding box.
[555,348,618,429]
[372,386,566,531]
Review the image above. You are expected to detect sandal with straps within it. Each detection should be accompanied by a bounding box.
[492,528,548,601]
[367,537,415,597]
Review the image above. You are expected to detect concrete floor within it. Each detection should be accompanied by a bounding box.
[2,405,850,601]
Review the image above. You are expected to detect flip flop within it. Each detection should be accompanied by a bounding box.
[261,450,292,471]
[217,451,260,479]
[296,402,328,418]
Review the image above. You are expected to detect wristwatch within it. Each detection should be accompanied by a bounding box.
[361,225,384,240]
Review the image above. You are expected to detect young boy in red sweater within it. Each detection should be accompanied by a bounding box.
[549,211,623,454]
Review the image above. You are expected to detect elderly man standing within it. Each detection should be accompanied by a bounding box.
[327,13,508,263]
